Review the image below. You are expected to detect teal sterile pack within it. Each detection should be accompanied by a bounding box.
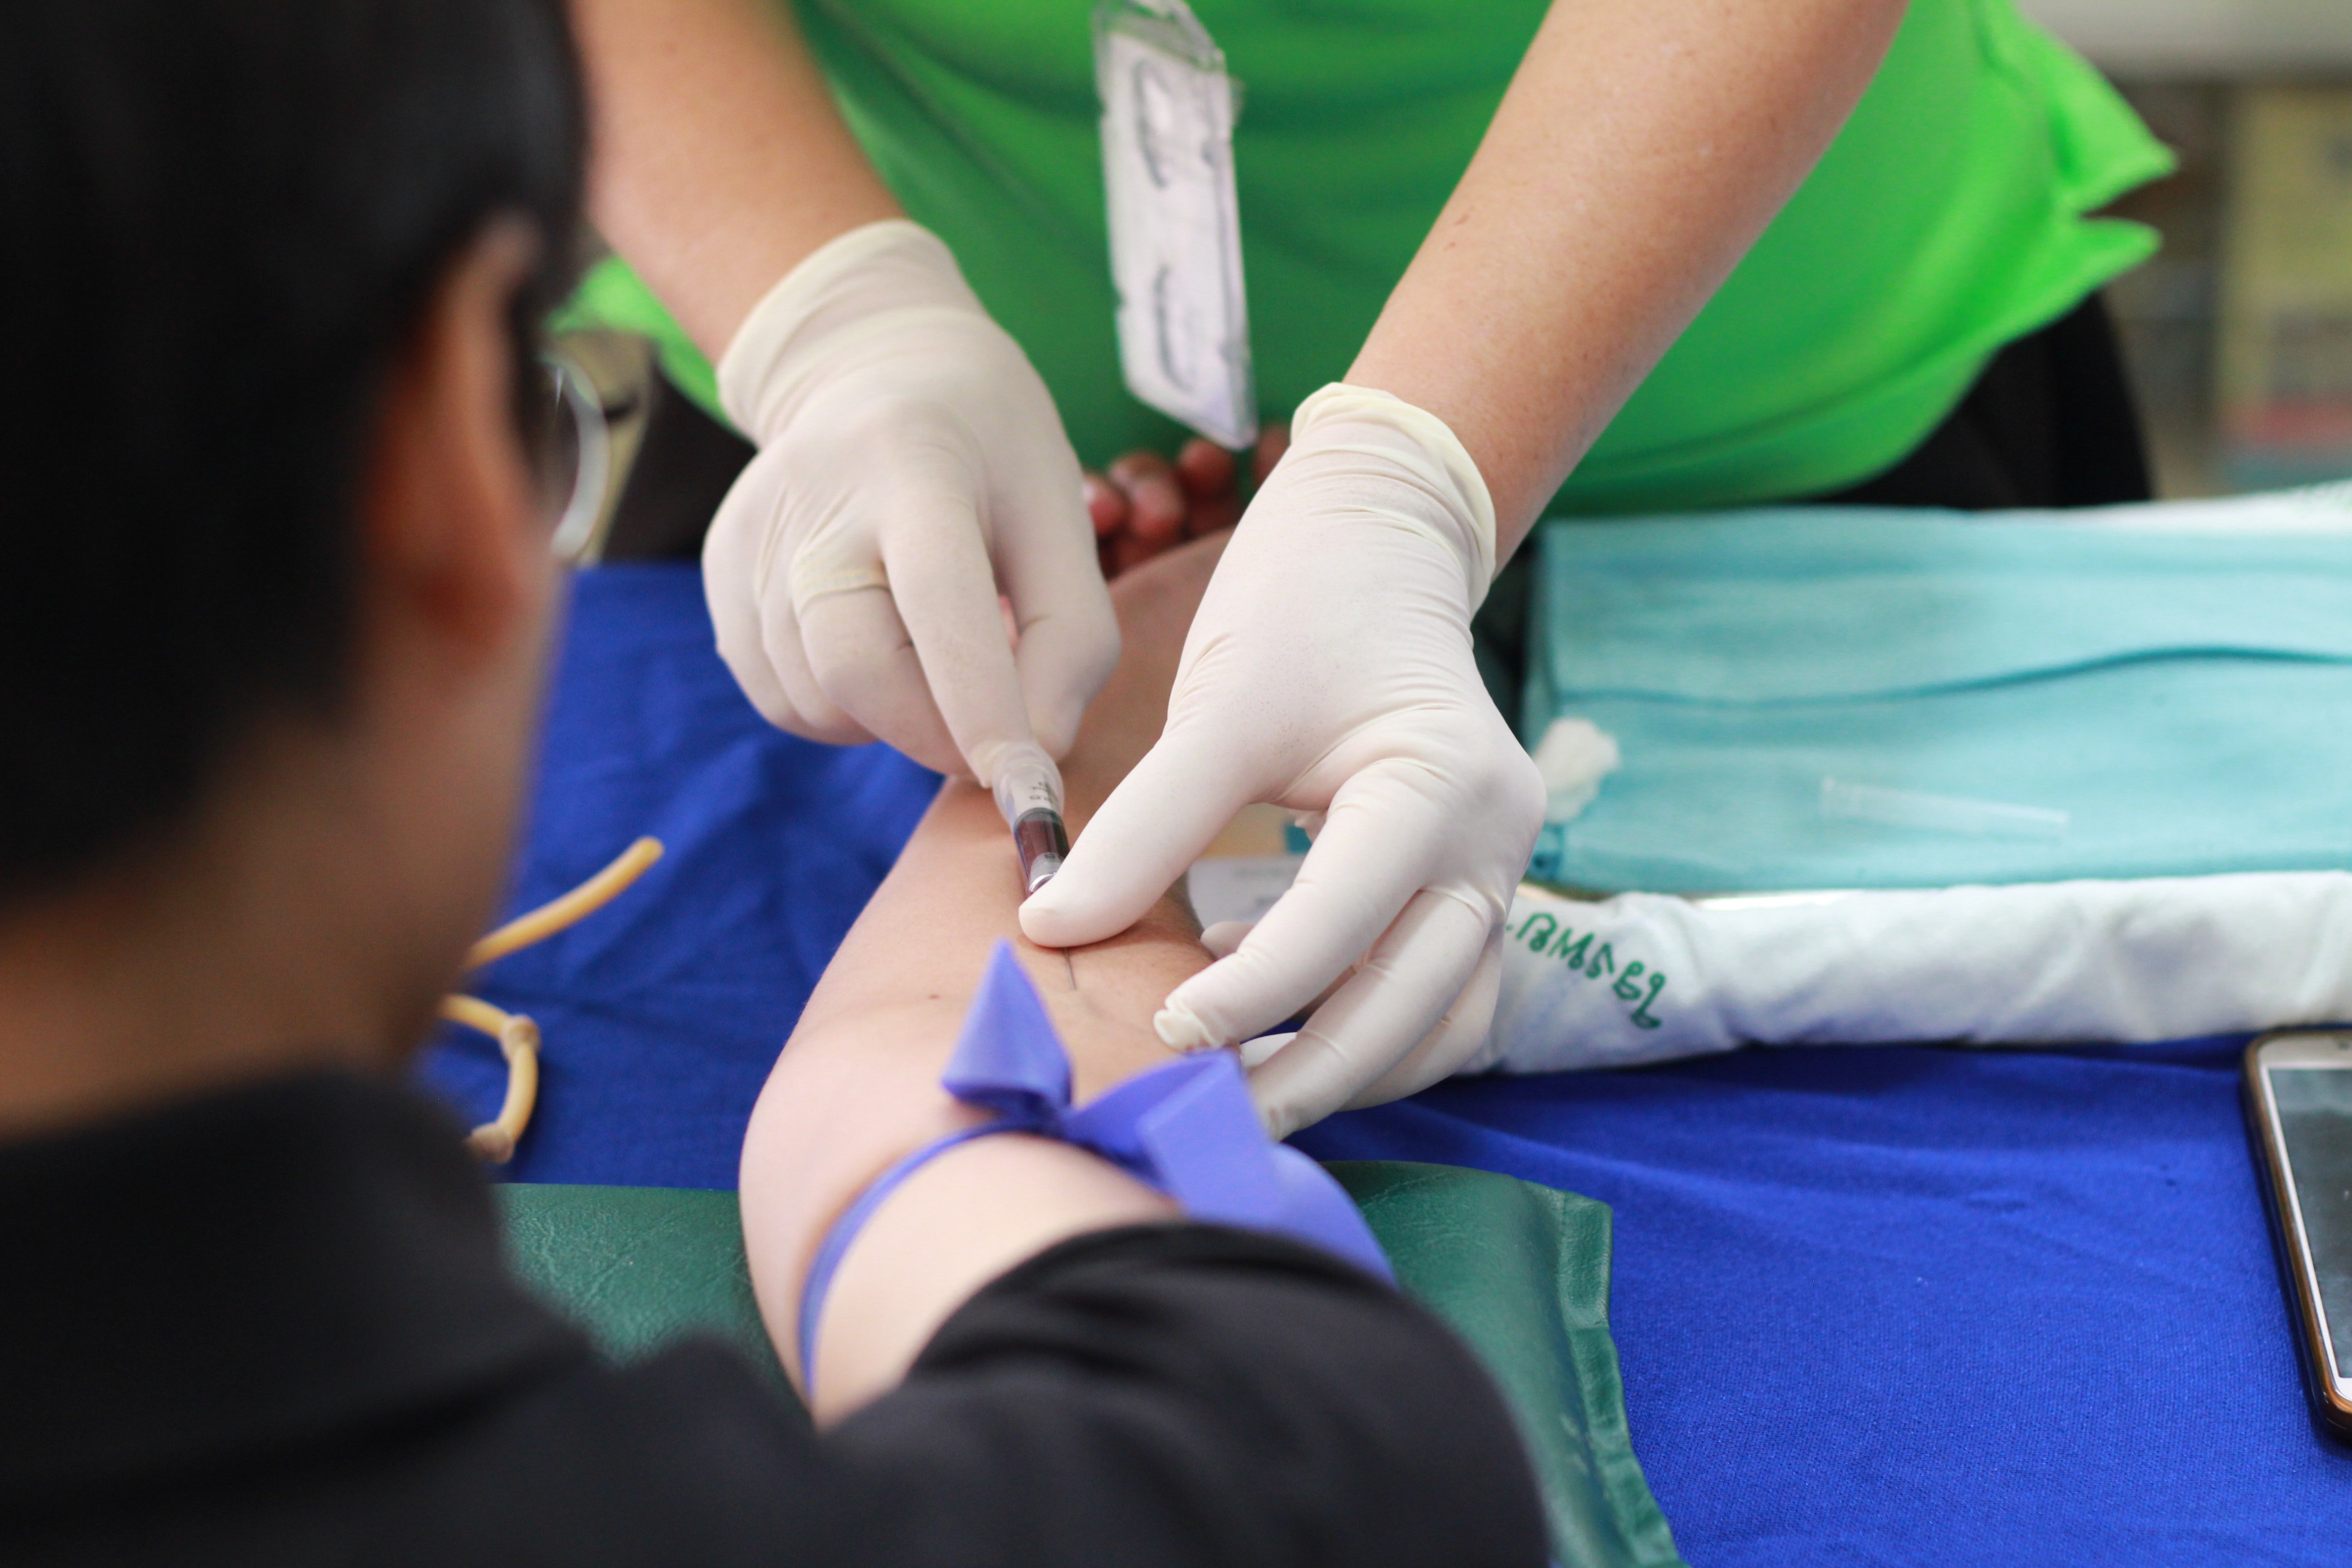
[1521,491,2352,894]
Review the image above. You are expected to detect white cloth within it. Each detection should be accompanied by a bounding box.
[704,219,1117,790]
[1530,717,1619,823]
[1024,383,1544,1137]
[1467,873,2352,1073]
[1478,484,2352,1072]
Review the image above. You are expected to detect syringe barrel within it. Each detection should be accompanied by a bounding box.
[989,745,1068,895]
[1012,808,1070,896]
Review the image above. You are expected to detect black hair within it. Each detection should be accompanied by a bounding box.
[0,0,585,906]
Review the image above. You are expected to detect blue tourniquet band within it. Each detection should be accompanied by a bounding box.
[789,943,1390,1398]
[794,1117,1016,1382]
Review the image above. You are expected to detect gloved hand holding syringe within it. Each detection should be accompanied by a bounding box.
[702,220,1117,896]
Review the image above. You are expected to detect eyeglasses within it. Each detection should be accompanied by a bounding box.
[535,355,612,565]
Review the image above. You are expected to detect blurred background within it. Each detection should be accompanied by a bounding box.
[2023,0,2352,495]
[553,2,2352,558]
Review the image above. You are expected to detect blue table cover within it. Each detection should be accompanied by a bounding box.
[1524,509,2352,892]
[426,564,2352,1565]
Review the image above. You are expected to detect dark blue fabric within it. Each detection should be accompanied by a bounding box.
[1300,1046,2352,1564]
[427,563,2352,1564]
[419,564,940,1187]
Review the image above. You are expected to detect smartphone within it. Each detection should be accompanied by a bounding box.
[2244,1030,2352,1440]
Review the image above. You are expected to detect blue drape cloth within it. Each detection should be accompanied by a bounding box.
[422,566,942,1188]
[425,563,2352,1565]
[1524,509,2352,892]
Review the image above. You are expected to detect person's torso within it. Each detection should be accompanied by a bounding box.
[583,0,2172,513]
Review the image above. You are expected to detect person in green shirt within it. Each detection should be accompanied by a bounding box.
[569,0,2172,1136]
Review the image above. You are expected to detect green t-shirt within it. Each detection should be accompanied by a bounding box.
[564,0,2172,514]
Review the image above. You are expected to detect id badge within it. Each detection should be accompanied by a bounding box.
[1094,0,1257,451]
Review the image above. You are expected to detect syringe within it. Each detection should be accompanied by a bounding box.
[990,746,1070,897]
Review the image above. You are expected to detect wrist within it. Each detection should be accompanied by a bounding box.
[716,217,985,437]
[1287,383,1499,606]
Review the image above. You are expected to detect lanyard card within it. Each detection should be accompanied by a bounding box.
[1094,0,1257,451]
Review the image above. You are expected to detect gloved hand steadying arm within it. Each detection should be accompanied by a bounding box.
[1020,385,1546,1137]
[704,220,1119,791]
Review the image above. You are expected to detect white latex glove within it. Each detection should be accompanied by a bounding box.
[704,219,1118,790]
[1020,384,1546,1137]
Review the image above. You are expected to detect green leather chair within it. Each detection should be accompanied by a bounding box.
[500,1161,1682,1568]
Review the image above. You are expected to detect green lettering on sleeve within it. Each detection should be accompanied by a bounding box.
[1631,972,1666,1029]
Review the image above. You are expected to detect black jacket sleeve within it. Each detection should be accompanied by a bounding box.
[1,1075,1544,1568]
[804,1223,1548,1568]
[15,1225,1546,1568]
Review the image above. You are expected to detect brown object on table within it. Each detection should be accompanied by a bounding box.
[444,837,664,1161]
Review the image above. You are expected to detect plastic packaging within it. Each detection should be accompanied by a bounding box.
[1820,777,2068,840]
[1094,0,1256,448]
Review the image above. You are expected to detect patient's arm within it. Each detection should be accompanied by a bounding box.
[740,533,1229,1418]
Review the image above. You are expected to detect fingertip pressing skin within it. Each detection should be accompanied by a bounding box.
[1198,919,1250,960]
[1015,888,1093,950]
[1016,859,1170,951]
[1022,642,1262,928]
[1152,998,1215,1052]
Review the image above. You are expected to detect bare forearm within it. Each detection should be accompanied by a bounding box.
[1349,0,1906,553]
[739,539,1229,1416]
[741,797,1200,1419]
[571,0,902,356]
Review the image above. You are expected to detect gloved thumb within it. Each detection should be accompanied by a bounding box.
[1020,724,1248,950]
